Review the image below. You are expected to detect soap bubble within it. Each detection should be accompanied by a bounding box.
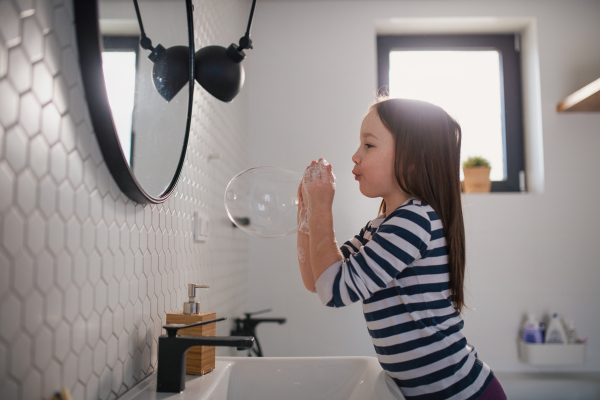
[224,166,303,238]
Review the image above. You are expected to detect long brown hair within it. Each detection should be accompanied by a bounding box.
[370,97,466,313]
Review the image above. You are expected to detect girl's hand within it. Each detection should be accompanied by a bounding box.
[297,177,307,225]
[302,158,336,214]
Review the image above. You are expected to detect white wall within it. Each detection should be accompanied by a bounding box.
[0,0,252,399]
[245,0,600,372]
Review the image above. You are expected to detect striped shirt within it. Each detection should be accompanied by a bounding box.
[315,198,494,400]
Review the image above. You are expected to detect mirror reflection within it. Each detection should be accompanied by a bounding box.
[99,0,190,198]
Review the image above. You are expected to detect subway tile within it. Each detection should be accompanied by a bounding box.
[33,325,53,369]
[41,103,61,144]
[19,92,41,136]
[8,46,32,93]
[53,320,70,362]
[49,143,67,182]
[23,289,43,334]
[44,287,62,328]
[29,134,49,178]
[71,315,86,355]
[0,252,9,298]
[52,7,72,48]
[53,74,69,115]
[0,161,16,212]
[5,125,29,173]
[21,17,44,63]
[61,47,79,87]
[62,351,78,391]
[77,345,93,383]
[16,169,37,215]
[26,210,46,254]
[63,285,79,323]
[35,249,54,294]
[0,294,22,341]
[0,1,21,48]
[2,207,25,256]
[32,61,53,105]
[13,251,34,297]
[38,175,56,218]
[0,37,7,78]
[87,310,100,347]
[10,334,32,381]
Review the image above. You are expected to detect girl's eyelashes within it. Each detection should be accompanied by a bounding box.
[365,144,374,149]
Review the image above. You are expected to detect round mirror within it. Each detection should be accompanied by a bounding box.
[74,0,194,203]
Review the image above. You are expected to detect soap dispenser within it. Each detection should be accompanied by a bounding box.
[165,284,216,375]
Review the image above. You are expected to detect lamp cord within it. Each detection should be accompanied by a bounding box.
[133,0,154,51]
[238,0,257,51]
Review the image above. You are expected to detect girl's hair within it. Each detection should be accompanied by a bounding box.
[369,96,466,313]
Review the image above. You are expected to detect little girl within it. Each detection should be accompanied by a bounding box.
[296,97,506,400]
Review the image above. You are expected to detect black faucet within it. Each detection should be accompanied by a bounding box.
[156,317,254,393]
[230,309,286,357]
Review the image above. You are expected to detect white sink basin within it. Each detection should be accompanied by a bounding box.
[120,356,406,400]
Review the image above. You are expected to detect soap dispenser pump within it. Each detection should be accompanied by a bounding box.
[166,284,216,375]
[184,284,209,314]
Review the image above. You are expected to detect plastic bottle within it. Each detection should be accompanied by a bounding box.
[566,320,577,344]
[545,313,568,344]
[522,313,543,343]
[539,321,546,342]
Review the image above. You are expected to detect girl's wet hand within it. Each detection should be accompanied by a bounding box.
[302,158,336,213]
[297,180,307,224]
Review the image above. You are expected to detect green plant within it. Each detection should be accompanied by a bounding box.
[462,156,491,169]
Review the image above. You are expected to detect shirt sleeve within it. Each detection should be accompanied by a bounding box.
[339,221,371,258]
[315,207,432,307]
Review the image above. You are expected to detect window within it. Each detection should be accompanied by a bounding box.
[102,36,139,167]
[377,35,525,192]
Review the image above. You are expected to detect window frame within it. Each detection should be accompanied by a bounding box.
[377,34,525,192]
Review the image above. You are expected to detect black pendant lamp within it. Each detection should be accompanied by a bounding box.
[133,0,189,102]
[194,0,257,102]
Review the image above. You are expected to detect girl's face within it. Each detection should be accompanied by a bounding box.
[352,109,399,199]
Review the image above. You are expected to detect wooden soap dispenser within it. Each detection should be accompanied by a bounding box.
[166,284,216,375]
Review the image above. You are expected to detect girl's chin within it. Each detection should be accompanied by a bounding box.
[358,185,379,199]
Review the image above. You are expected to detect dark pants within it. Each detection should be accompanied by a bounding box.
[478,376,507,400]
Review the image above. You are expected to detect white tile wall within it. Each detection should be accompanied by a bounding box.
[0,0,251,399]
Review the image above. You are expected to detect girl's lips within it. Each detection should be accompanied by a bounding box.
[354,174,360,180]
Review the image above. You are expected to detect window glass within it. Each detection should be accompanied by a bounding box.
[102,51,137,165]
[389,50,504,181]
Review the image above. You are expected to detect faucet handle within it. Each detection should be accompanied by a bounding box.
[244,308,272,318]
[163,316,227,337]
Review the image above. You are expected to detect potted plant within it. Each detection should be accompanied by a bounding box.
[462,156,491,193]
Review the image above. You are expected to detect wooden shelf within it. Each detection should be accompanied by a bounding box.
[557,77,600,112]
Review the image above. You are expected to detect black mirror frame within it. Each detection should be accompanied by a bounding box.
[74,0,195,204]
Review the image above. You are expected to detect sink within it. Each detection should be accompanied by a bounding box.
[120,356,406,400]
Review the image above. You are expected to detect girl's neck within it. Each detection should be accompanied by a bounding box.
[383,191,413,216]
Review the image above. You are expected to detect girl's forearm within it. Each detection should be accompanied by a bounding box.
[297,231,316,292]
[309,209,343,282]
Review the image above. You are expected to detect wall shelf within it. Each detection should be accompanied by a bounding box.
[557,77,600,112]
[518,339,586,365]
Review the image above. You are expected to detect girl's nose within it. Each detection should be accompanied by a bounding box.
[351,151,359,165]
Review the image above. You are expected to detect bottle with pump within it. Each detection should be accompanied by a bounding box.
[165,284,216,375]
[522,313,543,344]
[545,313,568,344]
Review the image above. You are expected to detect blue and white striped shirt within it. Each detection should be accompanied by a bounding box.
[315,198,493,400]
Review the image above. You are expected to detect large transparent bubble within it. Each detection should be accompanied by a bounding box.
[224,166,303,238]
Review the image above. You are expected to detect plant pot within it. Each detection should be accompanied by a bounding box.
[463,167,491,193]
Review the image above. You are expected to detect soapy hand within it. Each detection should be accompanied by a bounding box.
[296,159,336,234]
[302,158,336,213]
